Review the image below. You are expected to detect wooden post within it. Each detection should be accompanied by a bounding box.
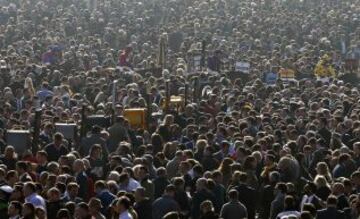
[32,109,42,155]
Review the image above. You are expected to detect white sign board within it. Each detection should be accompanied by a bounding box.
[235,61,250,73]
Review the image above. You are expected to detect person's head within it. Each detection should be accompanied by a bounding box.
[164,184,176,197]
[47,187,61,202]
[89,144,102,159]
[284,195,296,210]
[116,196,131,214]
[228,189,239,201]
[16,161,28,174]
[304,182,317,195]
[138,165,148,180]
[53,132,64,145]
[353,142,360,155]
[8,201,22,217]
[4,146,15,158]
[35,206,47,219]
[269,171,280,184]
[22,202,36,218]
[162,211,180,219]
[91,125,102,135]
[316,162,330,175]
[265,154,276,166]
[302,203,316,216]
[212,170,223,184]
[72,159,84,173]
[75,202,90,219]
[23,182,36,197]
[156,167,167,178]
[56,208,71,219]
[300,211,314,219]
[36,150,48,164]
[94,180,107,194]
[351,171,360,186]
[200,200,214,214]
[134,187,146,202]
[66,182,79,198]
[275,182,287,195]
[314,175,329,188]
[88,197,103,214]
[326,195,338,208]
[196,178,208,191]
[332,182,345,196]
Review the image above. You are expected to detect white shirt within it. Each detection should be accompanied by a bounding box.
[300,194,314,210]
[119,178,140,192]
[119,210,133,219]
[277,210,301,219]
[25,193,46,210]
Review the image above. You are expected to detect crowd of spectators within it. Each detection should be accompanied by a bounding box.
[0,0,359,219]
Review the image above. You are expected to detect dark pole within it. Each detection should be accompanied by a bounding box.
[184,83,188,107]
[165,80,170,113]
[32,109,42,155]
[80,104,86,139]
[146,93,152,130]
[193,77,199,104]
[201,40,206,70]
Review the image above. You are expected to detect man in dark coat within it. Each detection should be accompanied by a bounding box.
[134,187,153,219]
[269,182,287,219]
[152,185,179,219]
[191,178,217,219]
[44,132,69,162]
[220,189,248,219]
[79,125,108,157]
[317,195,345,219]
[235,172,257,219]
[153,167,170,199]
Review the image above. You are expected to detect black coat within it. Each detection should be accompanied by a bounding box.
[153,176,170,199]
[235,184,256,219]
[317,207,345,219]
[260,185,274,219]
[191,189,217,219]
[46,200,64,219]
[337,194,350,210]
[134,198,152,219]
[199,211,219,219]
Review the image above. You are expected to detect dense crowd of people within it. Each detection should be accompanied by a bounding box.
[0,0,359,219]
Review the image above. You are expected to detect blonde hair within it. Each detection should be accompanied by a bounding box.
[24,77,35,97]
[314,175,330,188]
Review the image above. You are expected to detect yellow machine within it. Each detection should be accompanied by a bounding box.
[123,108,147,129]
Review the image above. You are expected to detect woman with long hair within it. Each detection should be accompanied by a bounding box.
[315,162,332,183]
[314,175,331,201]
[151,133,163,154]
[24,77,35,98]
[217,157,234,187]
[194,139,207,162]
[199,200,218,219]
[243,155,259,189]
[158,114,174,142]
